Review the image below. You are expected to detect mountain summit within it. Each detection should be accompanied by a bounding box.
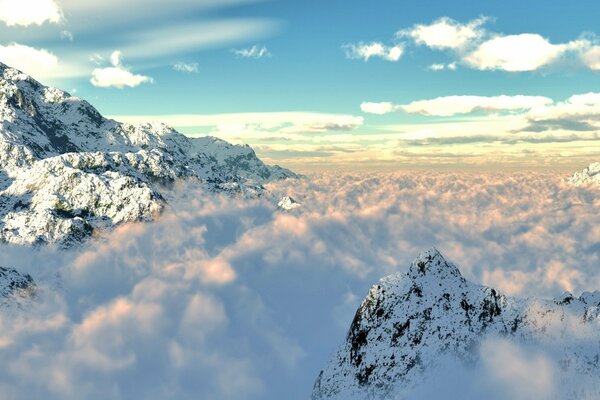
[0,63,297,246]
[313,249,600,399]
[568,162,600,185]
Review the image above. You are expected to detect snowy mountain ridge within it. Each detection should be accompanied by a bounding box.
[568,162,600,185]
[313,249,600,400]
[0,62,297,246]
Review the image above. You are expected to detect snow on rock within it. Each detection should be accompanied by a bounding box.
[568,162,600,185]
[313,249,600,400]
[0,266,35,301]
[277,196,301,211]
[0,62,297,246]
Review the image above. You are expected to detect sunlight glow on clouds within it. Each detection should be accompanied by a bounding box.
[0,0,62,27]
[90,50,153,89]
[0,172,599,399]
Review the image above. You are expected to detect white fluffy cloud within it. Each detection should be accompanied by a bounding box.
[1,172,600,399]
[0,42,58,76]
[343,42,403,62]
[360,102,396,115]
[0,0,62,26]
[397,16,487,50]
[355,16,600,72]
[464,34,583,72]
[362,95,553,116]
[90,50,153,88]
[233,45,271,59]
[582,45,600,70]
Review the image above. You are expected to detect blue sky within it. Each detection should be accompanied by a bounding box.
[1,0,599,170]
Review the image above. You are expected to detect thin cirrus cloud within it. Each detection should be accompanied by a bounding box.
[342,42,404,62]
[361,95,553,116]
[0,0,62,27]
[112,111,364,136]
[233,44,272,59]
[173,62,199,73]
[90,50,153,88]
[348,16,600,72]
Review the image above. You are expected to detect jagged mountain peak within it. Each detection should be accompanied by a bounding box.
[568,162,600,185]
[0,62,297,246]
[313,250,600,400]
[406,247,463,282]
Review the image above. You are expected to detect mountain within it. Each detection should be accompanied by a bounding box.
[313,249,600,400]
[0,266,35,301]
[277,196,301,211]
[0,63,297,246]
[568,162,600,185]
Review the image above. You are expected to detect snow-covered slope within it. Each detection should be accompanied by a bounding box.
[0,62,297,245]
[313,249,600,400]
[0,266,35,301]
[568,162,600,185]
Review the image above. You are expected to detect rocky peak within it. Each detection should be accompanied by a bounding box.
[568,162,600,185]
[0,266,35,300]
[0,62,298,246]
[313,250,600,400]
[406,247,463,282]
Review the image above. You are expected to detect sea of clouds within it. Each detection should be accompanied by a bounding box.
[0,171,599,399]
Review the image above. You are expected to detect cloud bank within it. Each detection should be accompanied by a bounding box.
[0,172,599,399]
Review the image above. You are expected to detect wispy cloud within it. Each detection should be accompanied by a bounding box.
[173,62,199,73]
[361,95,553,116]
[343,42,403,62]
[233,44,271,59]
[111,111,364,134]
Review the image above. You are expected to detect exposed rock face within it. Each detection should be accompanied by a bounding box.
[0,63,297,246]
[313,249,600,400]
[568,162,600,185]
[0,266,35,301]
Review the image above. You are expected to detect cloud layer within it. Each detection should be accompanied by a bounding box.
[0,172,599,399]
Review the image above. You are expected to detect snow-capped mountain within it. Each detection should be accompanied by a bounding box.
[0,62,297,246]
[313,249,600,400]
[0,266,35,301]
[277,196,301,211]
[568,162,600,185]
